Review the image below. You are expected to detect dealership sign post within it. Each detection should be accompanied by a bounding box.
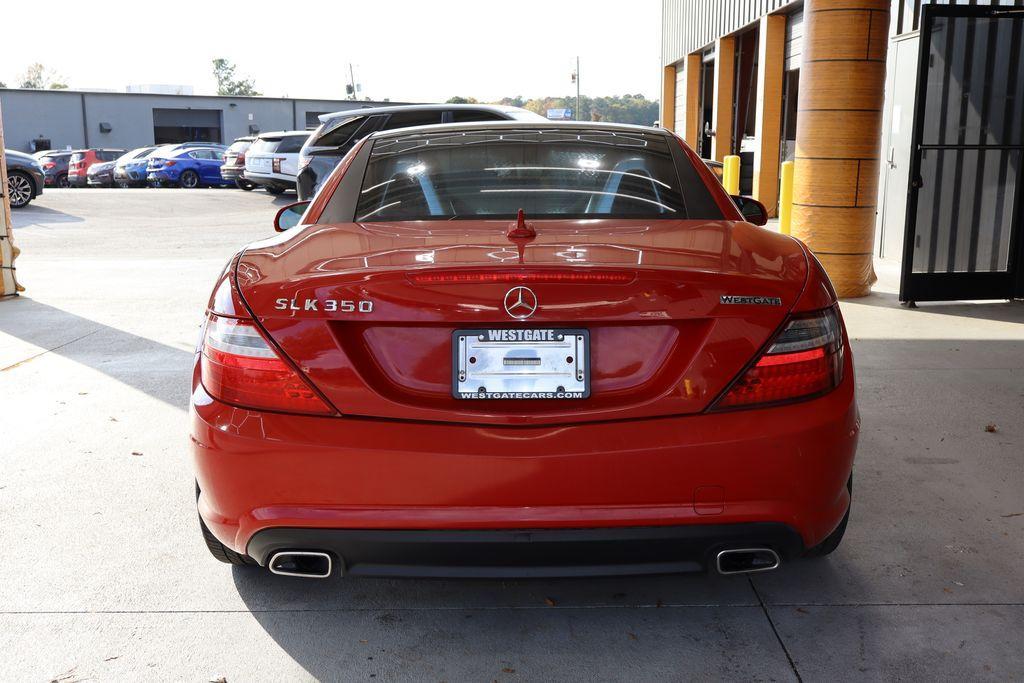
[0,100,23,297]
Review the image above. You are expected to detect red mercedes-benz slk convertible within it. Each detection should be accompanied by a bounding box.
[191,122,857,579]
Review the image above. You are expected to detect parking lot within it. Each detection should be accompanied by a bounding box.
[1,188,1023,681]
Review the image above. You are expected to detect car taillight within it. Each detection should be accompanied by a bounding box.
[273,157,283,173]
[200,314,333,415]
[237,152,246,163]
[43,162,56,170]
[712,306,845,410]
[165,160,176,167]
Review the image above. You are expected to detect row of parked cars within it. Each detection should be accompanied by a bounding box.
[6,104,547,208]
[28,133,311,194]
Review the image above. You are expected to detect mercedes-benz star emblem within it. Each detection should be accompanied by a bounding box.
[504,286,538,320]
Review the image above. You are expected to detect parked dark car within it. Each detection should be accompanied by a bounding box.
[68,149,125,187]
[296,104,544,199]
[87,161,117,187]
[221,136,256,190]
[114,147,159,188]
[147,145,231,188]
[4,149,45,208]
[36,150,74,188]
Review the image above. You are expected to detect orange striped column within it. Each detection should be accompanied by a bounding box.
[791,0,889,298]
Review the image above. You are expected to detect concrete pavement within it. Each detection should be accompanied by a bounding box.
[1,189,1022,681]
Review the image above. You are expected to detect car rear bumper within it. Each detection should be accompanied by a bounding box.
[246,523,805,577]
[243,170,296,190]
[192,372,858,563]
[220,166,244,180]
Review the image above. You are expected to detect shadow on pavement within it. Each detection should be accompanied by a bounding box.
[229,566,782,680]
[0,297,193,409]
[845,290,1024,324]
[10,203,85,227]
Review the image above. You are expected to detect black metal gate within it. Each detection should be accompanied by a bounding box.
[900,5,1024,302]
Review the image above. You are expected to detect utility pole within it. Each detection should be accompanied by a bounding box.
[572,56,581,121]
[348,63,357,100]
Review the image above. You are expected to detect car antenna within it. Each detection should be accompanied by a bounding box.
[506,208,536,240]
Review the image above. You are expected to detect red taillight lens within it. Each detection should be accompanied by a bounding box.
[272,157,283,173]
[43,162,56,169]
[165,160,176,167]
[238,152,246,163]
[407,270,635,285]
[713,306,845,410]
[200,314,333,415]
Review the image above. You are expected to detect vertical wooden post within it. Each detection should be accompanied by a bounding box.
[0,99,22,297]
[660,66,676,132]
[711,36,736,162]
[682,53,702,147]
[791,0,889,298]
[754,14,786,216]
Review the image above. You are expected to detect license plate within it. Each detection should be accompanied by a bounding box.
[250,158,270,171]
[453,328,589,399]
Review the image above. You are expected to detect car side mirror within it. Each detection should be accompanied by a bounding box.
[274,201,311,232]
[732,195,769,226]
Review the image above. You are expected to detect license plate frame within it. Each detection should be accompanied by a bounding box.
[452,328,590,400]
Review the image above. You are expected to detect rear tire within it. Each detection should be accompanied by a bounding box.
[265,186,285,195]
[179,170,200,189]
[805,475,852,558]
[57,174,70,188]
[196,482,257,566]
[235,178,255,191]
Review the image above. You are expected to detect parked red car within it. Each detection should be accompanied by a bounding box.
[67,148,124,187]
[191,122,858,579]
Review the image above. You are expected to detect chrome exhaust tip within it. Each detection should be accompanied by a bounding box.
[715,548,781,575]
[267,551,333,579]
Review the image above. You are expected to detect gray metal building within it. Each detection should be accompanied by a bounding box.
[0,88,407,153]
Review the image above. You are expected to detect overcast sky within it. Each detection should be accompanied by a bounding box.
[1,0,662,102]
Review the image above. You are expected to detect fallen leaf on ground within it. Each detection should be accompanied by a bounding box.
[544,597,556,606]
[502,667,516,673]
[627,632,638,640]
[131,451,143,456]
[984,423,998,433]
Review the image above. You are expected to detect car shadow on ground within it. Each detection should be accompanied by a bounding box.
[0,297,193,409]
[10,203,85,227]
[229,562,856,679]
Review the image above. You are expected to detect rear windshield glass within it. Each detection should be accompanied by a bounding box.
[354,129,687,222]
[70,153,85,163]
[250,135,306,154]
[227,140,252,153]
[314,117,364,148]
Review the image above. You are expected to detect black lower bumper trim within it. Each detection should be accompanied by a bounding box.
[246,524,805,578]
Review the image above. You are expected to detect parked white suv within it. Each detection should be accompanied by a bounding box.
[243,131,310,195]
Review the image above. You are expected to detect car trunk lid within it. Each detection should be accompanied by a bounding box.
[235,218,808,425]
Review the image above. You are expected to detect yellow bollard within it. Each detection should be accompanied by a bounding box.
[722,155,740,195]
[778,160,794,235]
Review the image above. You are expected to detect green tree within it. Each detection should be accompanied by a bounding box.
[446,96,479,104]
[497,94,658,126]
[0,81,6,88]
[212,58,261,97]
[19,63,67,89]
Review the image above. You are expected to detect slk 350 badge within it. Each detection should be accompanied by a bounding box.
[274,298,374,313]
[720,295,782,306]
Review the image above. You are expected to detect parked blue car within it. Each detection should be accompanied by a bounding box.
[146,144,230,188]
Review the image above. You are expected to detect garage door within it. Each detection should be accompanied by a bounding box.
[784,10,804,72]
[152,108,222,144]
